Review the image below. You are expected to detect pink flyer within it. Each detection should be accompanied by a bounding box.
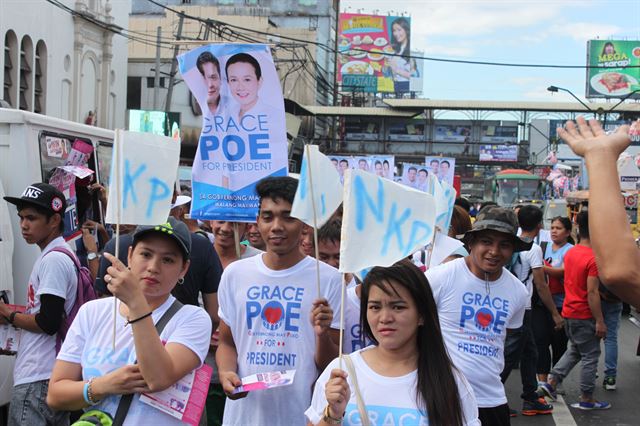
[139,363,212,426]
[231,369,296,394]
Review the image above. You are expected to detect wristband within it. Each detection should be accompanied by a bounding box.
[125,311,152,326]
[8,311,17,324]
[83,378,99,405]
[323,405,343,424]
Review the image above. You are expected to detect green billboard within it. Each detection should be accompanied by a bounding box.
[586,40,640,99]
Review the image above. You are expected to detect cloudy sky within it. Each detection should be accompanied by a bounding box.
[341,0,640,103]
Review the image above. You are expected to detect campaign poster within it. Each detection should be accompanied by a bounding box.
[327,155,352,184]
[337,13,412,93]
[586,40,640,99]
[434,124,470,142]
[178,44,288,221]
[369,155,395,180]
[425,156,455,185]
[400,162,431,192]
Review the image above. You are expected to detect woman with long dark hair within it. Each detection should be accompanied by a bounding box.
[306,259,479,425]
[533,216,573,385]
[389,17,412,92]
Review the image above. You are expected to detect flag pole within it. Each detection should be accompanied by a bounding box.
[305,144,322,297]
[112,131,122,350]
[338,273,347,371]
[233,222,241,259]
[425,226,440,270]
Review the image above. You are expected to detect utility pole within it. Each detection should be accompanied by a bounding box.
[165,13,184,114]
[153,26,161,110]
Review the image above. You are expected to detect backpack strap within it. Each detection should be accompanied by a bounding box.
[112,299,183,426]
[49,246,82,271]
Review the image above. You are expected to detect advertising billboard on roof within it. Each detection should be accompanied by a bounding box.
[586,40,640,99]
[337,13,418,93]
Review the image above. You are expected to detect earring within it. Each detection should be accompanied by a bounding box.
[177,277,185,285]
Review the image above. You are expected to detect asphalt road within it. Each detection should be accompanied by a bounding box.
[506,313,640,426]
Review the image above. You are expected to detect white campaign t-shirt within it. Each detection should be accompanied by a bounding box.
[342,285,374,354]
[426,257,527,408]
[57,296,211,425]
[511,243,544,310]
[306,347,480,426]
[217,254,342,426]
[14,236,78,386]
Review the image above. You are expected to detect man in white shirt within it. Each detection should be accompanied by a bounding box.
[426,206,529,426]
[1,183,78,426]
[216,176,341,425]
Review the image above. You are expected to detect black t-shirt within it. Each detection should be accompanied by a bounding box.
[95,232,222,307]
[172,232,223,306]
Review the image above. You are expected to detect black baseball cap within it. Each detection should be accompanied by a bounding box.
[4,183,67,215]
[462,205,533,252]
[133,217,191,258]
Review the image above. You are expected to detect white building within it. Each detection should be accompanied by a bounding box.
[1,0,130,129]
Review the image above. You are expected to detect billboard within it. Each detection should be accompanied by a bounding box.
[434,124,471,142]
[550,119,640,146]
[337,13,415,93]
[481,125,517,143]
[479,145,518,162]
[586,40,640,99]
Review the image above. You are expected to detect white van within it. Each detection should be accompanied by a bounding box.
[0,108,114,407]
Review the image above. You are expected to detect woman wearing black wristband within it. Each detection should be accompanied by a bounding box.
[47,218,212,425]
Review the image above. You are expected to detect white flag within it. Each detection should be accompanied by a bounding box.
[105,130,180,225]
[340,169,437,273]
[435,179,457,233]
[291,145,342,228]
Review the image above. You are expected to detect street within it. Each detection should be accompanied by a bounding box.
[506,313,640,426]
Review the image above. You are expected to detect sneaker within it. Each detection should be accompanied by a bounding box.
[509,408,518,417]
[603,376,617,391]
[538,382,557,401]
[571,400,612,410]
[522,398,554,416]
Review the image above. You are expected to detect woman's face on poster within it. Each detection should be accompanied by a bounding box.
[392,22,407,44]
[227,61,262,107]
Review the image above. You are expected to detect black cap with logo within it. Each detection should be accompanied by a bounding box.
[4,183,67,215]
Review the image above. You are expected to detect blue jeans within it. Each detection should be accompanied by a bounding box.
[551,318,601,397]
[602,300,623,378]
[8,380,69,426]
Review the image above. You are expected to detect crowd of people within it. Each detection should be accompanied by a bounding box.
[1,116,639,425]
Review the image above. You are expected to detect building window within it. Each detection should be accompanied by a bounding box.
[146,76,165,88]
[3,30,18,107]
[19,36,33,111]
[35,40,46,114]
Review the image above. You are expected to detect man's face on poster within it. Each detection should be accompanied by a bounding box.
[358,159,368,171]
[202,61,221,110]
[418,170,428,183]
[430,160,439,176]
[375,162,383,176]
[440,162,450,178]
[408,168,417,182]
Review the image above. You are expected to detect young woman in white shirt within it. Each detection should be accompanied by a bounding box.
[307,259,480,426]
[47,218,212,425]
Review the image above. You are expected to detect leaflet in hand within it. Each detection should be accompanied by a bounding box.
[0,305,26,355]
[139,363,212,426]
[231,369,296,394]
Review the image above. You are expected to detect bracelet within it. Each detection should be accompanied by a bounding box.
[8,311,17,324]
[125,311,152,326]
[87,378,99,405]
[323,405,343,425]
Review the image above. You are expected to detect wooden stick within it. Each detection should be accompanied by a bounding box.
[425,227,440,270]
[112,132,122,350]
[233,222,241,259]
[338,273,347,371]
[304,145,322,297]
